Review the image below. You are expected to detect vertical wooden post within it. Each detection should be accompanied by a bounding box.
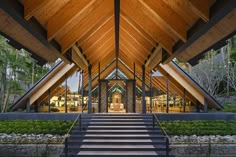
[204,98,208,112]
[65,74,67,113]
[183,89,186,112]
[166,76,169,113]
[81,71,84,113]
[142,65,146,114]
[196,101,200,112]
[133,62,135,80]
[26,99,30,112]
[48,88,51,113]
[98,62,101,113]
[88,64,92,113]
[150,72,153,113]
[133,63,136,113]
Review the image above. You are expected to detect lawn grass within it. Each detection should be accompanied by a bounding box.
[0,120,73,135]
[160,120,236,136]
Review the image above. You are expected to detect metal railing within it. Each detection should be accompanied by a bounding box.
[152,114,170,156]
[63,104,88,157]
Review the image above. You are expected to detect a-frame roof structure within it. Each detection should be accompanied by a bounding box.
[0,0,235,110]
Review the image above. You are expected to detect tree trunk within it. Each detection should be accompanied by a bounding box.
[2,87,10,112]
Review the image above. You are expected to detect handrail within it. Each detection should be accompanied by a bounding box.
[152,114,170,156]
[153,114,170,139]
[61,113,81,145]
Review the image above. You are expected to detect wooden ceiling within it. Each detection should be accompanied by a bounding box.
[0,0,235,79]
[0,1,235,108]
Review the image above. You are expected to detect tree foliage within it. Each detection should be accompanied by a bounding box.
[188,35,236,98]
[0,36,50,112]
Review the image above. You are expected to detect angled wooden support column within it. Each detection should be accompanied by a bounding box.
[72,45,88,67]
[145,45,162,69]
[88,64,92,113]
[142,65,146,114]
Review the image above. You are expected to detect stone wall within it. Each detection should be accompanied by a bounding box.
[0,144,235,157]
[170,144,236,157]
[0,144,63,157]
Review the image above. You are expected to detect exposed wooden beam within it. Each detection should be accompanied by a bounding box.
[30,64,77,105]
[24,0,50,20]
[121,0,174,54]
[187,0,210,22]
[80,16,114,47]
[60,0,113,54]
[0,0,70,63]
[163,0,236,64]
[145,45,162,68]
[72,45,88,66]
[120,13,155,47]
[47,0,103,40]
[140,0,188,42]
[114,0,120,59]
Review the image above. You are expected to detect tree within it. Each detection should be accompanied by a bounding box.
[228,63,236,92]
[190,50,227,97]
[0,36,50,112]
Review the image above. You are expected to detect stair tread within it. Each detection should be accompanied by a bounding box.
[81,139,165,142]
[78,151,158,155]
[83,130,160,132]
[88,119,150,121]
[80,144,164,149]
[87,122,152,124]
[82,134,164,137]
[86,126,155,128]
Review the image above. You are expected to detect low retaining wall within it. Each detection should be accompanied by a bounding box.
[171,144,236,157]
[0,144,63,157]
[0,144,235,157]
[0,112,236,120]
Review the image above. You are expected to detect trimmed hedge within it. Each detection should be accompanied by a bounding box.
[0,120,73,135]
[161,120,236,136]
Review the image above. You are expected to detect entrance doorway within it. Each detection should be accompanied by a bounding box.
[98,79,136,113]
[108,92,125,113]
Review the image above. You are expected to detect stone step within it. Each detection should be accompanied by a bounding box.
[80,126,157,130]
[69,134,166,140]
[60,152,174,157]
[84,116,152,119]
[78,151,159,156]
[78,144,167,151]
[82,129,161,133]
[80,122,153,126]
[86,118,152,122]
[68,139,166,145]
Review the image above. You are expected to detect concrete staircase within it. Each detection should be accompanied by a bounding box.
[60,114,173,157]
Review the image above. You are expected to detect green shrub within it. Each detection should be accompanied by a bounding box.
[161,120,236,136]
[0,120,73,135]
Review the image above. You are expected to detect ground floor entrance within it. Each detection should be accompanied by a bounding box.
[98,79,136,113]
